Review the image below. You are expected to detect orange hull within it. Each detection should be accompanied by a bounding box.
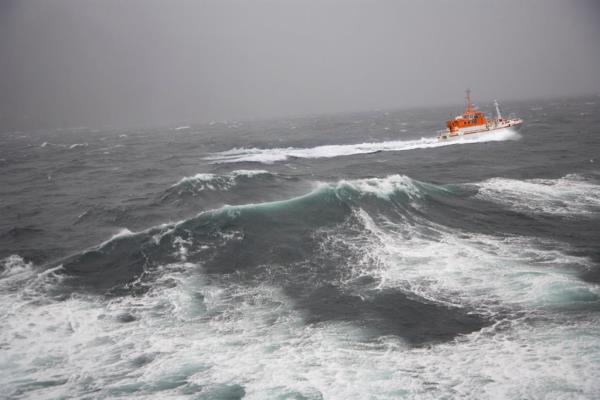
[438,90,523,140]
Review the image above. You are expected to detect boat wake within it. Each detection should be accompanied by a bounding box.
[206,128,521,164]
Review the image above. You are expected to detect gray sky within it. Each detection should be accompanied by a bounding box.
[1,0,599,130]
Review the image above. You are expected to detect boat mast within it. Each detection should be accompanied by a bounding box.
[465,89,474,114]
[494,99,502,120]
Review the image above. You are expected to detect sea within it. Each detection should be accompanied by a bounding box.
[1,95,600,399]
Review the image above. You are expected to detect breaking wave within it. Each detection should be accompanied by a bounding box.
[340,209,597,312]
[206,128,521,164]
[171,169,271,192]
[55,173,598,311]
[2,173,599,398]
[160,170,280,204]
[53,175,447,294]
[0,254,35,280]
[475,174,600,216]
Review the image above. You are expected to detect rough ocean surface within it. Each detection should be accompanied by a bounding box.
[1,96,600,399]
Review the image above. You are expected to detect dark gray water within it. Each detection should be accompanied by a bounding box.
[1,95,600,399]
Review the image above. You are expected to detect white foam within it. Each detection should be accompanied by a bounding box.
[230,169,270,178]
[107,228,135,242]
[175,174,429,220]
[40,142,66,148]
[3,175,600,398]
[206,129,521,164]
[329,209,599,313]
[0,255,64,299]
[174,172,217,186]
[68,143,88,149]
[0,255,34,281]
[1,255,599,399]
[476,174,600,215]
[334,174,428,200]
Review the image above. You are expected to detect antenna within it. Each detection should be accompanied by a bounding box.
[494,99,502,120]
[465,89,474,113]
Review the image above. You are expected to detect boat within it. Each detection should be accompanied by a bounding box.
[437,89,522,141]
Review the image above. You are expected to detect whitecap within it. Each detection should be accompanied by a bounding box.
[334,174,431,200]
[172,170,271,192]
[475,174,600,216]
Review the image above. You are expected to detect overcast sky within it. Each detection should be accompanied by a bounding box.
[1,0,599,130]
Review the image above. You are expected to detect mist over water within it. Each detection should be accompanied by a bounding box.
[1,96,600,398]
[1,0,599,130]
